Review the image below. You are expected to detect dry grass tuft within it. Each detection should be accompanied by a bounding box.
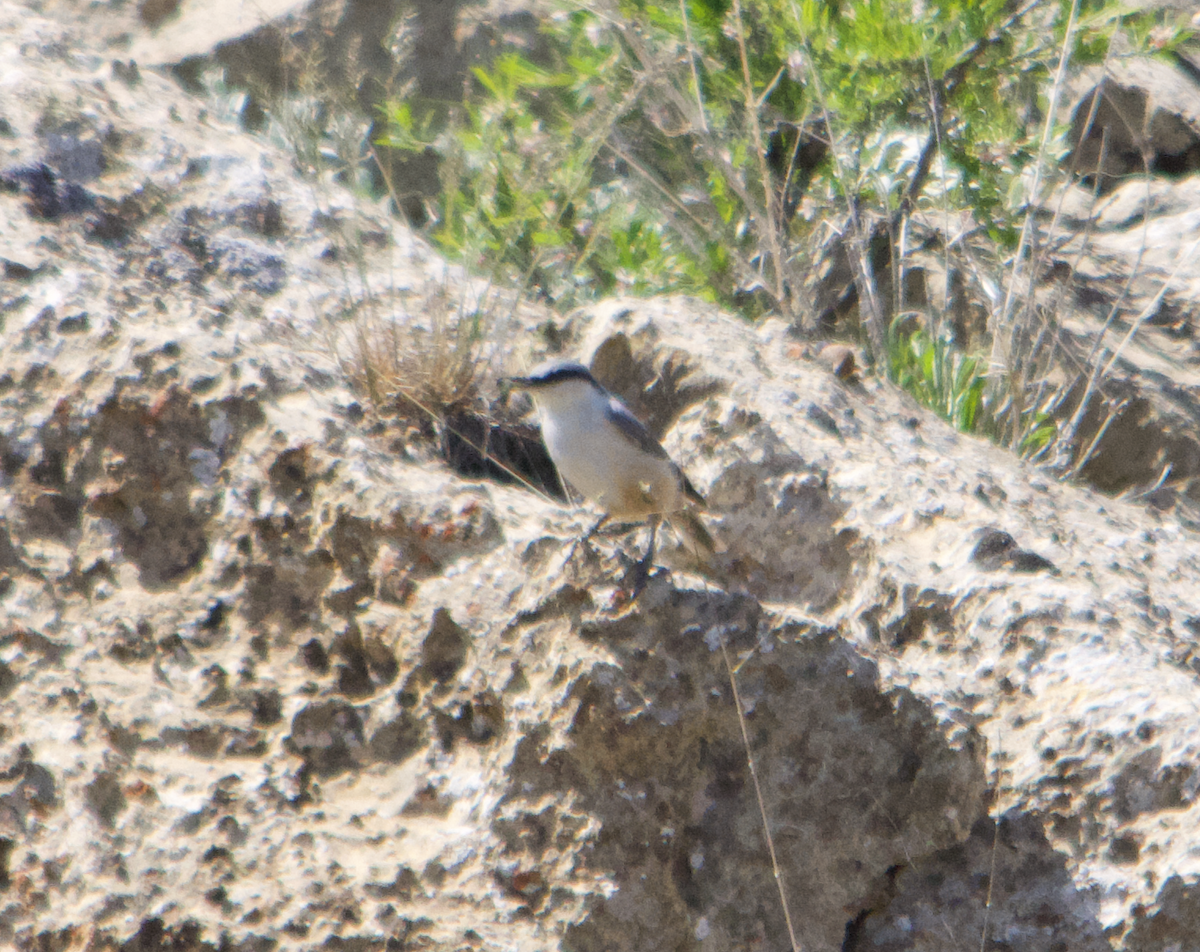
[337,286,493,433]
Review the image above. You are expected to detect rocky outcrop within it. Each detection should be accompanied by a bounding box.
[5,2,1200,952]
[1067,52,1200,191]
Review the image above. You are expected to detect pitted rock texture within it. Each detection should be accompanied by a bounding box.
[4,1,1200,951]
[501,600,987,952]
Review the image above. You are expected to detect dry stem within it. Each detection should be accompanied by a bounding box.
[720,635,802,952]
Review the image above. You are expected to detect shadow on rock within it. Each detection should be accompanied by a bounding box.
[498,586,1107,951]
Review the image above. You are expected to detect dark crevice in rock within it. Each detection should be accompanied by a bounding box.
[441,409,565,501]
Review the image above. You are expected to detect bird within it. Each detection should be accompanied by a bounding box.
[511,359,711,594]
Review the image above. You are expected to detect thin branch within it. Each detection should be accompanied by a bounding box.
[784,8,889,362]
[602,138,765,297]
[719,636,802,952]
[992,0,1082,452]
[1122,461,1173,500]
[893,0,1045,232]
[679,0,709,132]
[979,729,1004,952]
[1014,23,1127,453]
[756,64,787,110]
[1101,234,1200,378]
[731,0,789,314]
[992,0,1081,382]
[1066,398,1127,480]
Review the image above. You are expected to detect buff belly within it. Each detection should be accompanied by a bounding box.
[543,418,682,519]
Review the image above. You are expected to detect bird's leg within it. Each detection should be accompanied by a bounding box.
[630,515,659,598]
[584,513,610,543]
[564,513,609,567]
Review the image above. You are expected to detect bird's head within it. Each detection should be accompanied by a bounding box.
[510,360,604,413]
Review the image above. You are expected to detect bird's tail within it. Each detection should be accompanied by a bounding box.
[678,469,707,509]
[669,507,721,554]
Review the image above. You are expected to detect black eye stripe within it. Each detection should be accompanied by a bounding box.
[524,362,595,386]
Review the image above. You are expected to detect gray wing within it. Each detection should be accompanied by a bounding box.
[678,470,706,508]
[604,397,670,460]
[606,397,707,507]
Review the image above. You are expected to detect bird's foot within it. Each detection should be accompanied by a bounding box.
[627,551,654,599]
[560,514,612,581]
[625,516,660,600]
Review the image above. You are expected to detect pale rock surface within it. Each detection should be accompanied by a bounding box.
[3,1,1200,952]
[1043,50,1200,506]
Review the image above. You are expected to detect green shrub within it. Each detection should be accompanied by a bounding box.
[888,319,991,435]
[379,0,1182,449]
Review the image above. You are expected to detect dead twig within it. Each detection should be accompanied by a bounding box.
[719,635,802,952]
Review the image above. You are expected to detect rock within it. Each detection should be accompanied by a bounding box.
[285,699,367,777]
[816,341,860,382]
[0,164,94,220]
[1041,51,1200,509]
[1067,56,1200,193]
[970,527,1057,573]
[3,0,1200,950]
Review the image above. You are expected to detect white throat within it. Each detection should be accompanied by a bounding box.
[532,379,609,427]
